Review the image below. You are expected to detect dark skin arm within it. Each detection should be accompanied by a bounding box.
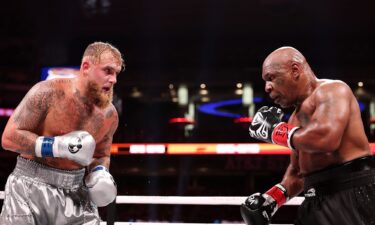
[1,82,54,154]
[88,107,119,171]
[279,82,352,197]
[280,151,304,198]
[292,82,351,153]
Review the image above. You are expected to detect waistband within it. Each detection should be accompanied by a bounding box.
[304,155,375,197]
[13,156,86,189]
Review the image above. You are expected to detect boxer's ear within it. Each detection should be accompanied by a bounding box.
[81,57,92,76]
[82,61,89,70]
[291,62,300,80]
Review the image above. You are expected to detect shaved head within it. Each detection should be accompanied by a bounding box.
[261,46,317,108]
[263,46,306,69]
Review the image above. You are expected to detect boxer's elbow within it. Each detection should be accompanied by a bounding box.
[1,131,13,151]
[1,126,20,152]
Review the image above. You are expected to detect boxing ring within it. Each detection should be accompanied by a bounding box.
[0,191,302,224]
[108,195,303,225]
[105,195,302,225]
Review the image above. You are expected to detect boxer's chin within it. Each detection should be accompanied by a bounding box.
[87,81,113,109]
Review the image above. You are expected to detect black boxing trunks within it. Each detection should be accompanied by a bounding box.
[0,156,100,225]
[294,155,375,225]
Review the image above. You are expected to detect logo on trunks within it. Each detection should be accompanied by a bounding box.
[305,188,316,197]
[68,137,83,153]
[249,113,268,139]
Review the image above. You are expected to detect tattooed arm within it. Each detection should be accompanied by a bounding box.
[84,106,119,207]
[1,81,54,155]
[89,106,119,170]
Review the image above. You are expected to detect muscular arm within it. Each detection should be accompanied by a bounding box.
[89,106,119,170]
[1,82,55,154]
[292,81,352,153]
[281,151,304,198]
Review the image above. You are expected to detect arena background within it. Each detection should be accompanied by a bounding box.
[1,0,375,224]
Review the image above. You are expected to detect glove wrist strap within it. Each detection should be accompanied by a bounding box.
[271,122,300,150]
[91,165,108,173]
[265,184,288,208]
[35,136,55,157]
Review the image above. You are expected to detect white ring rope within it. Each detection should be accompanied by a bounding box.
[0,191,304,206]
[1,191,297,225]
[115,195,304,206]
[99,223,292,225]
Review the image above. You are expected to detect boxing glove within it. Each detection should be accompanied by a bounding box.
[85,165,117,207]
[249,106,300,150]
[35,130,95,166]
[240,184,288,225]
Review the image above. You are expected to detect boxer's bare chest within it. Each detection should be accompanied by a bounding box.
[289,99,315,127]
[43,95,108,141]
[288,96,341,173]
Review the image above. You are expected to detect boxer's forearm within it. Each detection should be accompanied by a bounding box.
[1,127,38,155]
[2,82,51,155]
[90,133,114,170]
[292,124,342,153]
[281,163,304,198]
[90,155,111,170]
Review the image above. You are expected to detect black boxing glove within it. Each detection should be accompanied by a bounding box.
[249,106,300,150]
[240,184,288,225]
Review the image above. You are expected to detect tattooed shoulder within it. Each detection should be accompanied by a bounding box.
[13,81,65,127]
[107,105,119,131]
[108,117,119,135]
[32,80,66,108]
[105,105,119,119]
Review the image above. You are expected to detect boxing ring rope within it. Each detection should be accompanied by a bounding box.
[0,191,302,225]
[99,222,293,225]
[114,195,304,206]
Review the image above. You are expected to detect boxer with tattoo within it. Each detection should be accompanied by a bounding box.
[1,42,124,225]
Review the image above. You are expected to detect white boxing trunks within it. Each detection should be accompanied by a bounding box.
[0,156,100,225]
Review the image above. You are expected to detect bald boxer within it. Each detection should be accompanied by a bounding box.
[241,47,375,225]
[0,42,124,225]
